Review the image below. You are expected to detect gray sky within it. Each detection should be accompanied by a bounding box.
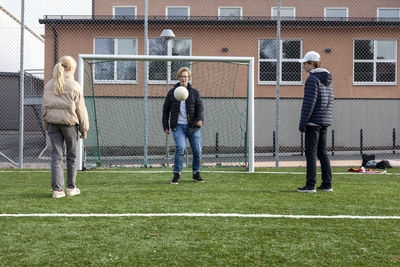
[1,0,92,34]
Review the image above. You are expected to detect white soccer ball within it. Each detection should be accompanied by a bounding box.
[174,86,189,101]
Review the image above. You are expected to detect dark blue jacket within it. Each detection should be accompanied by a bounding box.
[162,82,204,132]
[299,68,334,132]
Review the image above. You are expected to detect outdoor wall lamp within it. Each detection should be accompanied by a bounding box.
[160,29,175,40]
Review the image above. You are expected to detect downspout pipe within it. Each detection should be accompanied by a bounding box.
[92,0,95,18]
[51,24,58,65]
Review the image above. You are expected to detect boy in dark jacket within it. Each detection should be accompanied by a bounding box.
[298,51,334,193]
[162,67,204,184]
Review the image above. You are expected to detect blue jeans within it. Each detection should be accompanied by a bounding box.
[172,124,202,174]
[305,125,332,187]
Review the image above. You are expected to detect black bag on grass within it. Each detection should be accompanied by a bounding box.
[362,154,375,167]
[376,160,392,169]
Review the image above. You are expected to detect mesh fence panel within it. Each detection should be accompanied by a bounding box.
[1,1,400,168]
[0,71,45,167]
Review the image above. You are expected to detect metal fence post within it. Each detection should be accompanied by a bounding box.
[18,0,25,169]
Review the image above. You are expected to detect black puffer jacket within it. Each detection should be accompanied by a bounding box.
[299,68,334,132]
[162,82,204,132]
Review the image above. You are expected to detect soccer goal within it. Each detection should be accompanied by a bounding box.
[77,54,254,172]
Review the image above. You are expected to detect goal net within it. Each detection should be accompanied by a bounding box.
[78,54,254,171]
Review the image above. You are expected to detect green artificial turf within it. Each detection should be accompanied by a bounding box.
[0,167,399,266]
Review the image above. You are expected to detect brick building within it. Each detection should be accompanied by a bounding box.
[40,0,400,98]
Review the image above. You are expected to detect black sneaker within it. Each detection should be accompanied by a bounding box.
[170,173,180,184]
[193,172,205,183]
[297,185,316,193]
[317,184,333,192]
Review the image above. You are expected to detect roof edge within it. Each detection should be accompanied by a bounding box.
[0,5,44,42]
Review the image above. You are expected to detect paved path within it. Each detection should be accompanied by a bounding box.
[2,159,399,169]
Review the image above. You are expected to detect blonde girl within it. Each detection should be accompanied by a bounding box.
[42,56,89,198]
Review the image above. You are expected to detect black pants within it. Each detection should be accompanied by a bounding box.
[305,125,332,187]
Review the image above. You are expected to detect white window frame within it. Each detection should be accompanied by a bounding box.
[93,37,138,84]
[258,38,303,85]
[271,7,296,20]
[218,7,243,20]
[148,38,192,84]
[377,8,400,21]
[166,6,190,20]
[353,39,397,85]
[112,6,137,19]
[324,7,348,21]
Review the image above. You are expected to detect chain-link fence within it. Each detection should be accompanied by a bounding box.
[0,70,45,167]
[1,0,400,168]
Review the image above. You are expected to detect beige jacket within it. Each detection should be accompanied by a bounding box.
[42,72,89,138]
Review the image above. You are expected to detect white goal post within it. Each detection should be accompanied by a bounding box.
[77,54,254,172]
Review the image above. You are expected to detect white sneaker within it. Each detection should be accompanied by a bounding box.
[67,187,81,197]
[53,190,66,198]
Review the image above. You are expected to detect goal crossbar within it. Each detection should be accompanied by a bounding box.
[79,54,253,63]
[77,54,254,172]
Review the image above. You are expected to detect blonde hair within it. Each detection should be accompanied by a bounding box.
[52,56,77,95]
[177,67,191,79]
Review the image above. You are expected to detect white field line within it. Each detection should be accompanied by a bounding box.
[0,170,398,175]
[0,213,399,219]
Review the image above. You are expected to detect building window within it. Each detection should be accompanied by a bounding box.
[377,8,400,21]
[271,7,295,20]
[113,7,137,19]
[166,7,190,20]
[148,38,192,82]
[354,40,397,84]
[259,39,302,84]
[324,8,348,21]
[218,7,242,20]
[94,38,138,83]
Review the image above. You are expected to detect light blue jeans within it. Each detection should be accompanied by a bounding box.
[172,124,202,174]
[48,124,79,191]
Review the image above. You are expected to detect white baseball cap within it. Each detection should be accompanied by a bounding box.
[299,51,320,63]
